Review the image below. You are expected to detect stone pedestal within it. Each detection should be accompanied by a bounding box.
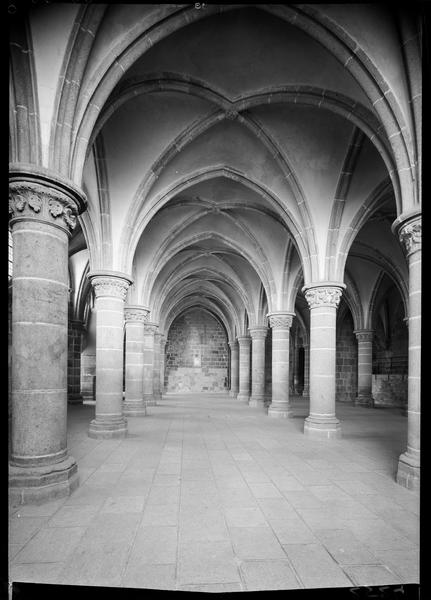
[303,284,344,438]
[68,319,84,404]
[354,329,374,406]
[248,327,268,408]
[123,305,149,416]
[153,332,163,402]
[88,271,132,438]
[237,336,251,402]
[393,213,421,490]
[229,340,239,397]
[9,167,85,503]
[267,313,294,418]
[143,322,158,406]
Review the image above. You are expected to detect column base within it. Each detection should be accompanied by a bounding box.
[88,417,128,439]
[396,451,420,491]
[229,390,238,398]
[304,416,341,439]
[267,403,293,418]
[248,396,266,409]
[67,393,83,405]
[354,394,373,407]
[123,401,147,417]
[9,455,79,505]
[236,393,250,403]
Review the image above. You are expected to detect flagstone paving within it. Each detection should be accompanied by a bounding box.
[9,394,419,591]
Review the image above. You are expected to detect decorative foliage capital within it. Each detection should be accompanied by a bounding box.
[124,306,149,323]
[237,335,251,346]
[354,329,374,343]
[304,286,343,309]
[90,275,131,300]
[399,218,421,256]
[248,326,268,339]
[268,313,294,329]
[145,322,158,335]
[9,181,80,234]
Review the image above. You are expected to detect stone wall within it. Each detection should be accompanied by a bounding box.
[336,313,357,402]
[372,374,407,408]
[166,309,228,392]
[67,320,82,402]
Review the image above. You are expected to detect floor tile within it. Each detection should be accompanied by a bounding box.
[128,526,178,564]
[343,564,402,586]
[229,526,286,559]
[177,540,240,585]
[283,543,353,588]
[100,495,147,514]
[48,504,99,527]
[13,526,85,563]
[122,563,177,589]
[240,559,301,590]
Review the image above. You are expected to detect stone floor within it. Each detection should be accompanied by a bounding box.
[9,393,420,592]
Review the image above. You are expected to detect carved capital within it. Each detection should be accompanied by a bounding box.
[124,305,149,323]
[145,322,158,335]
[399,218,421,256]
[9,181,81,234]
[248,326,268,339]
[268,312,294,329]
[354,329,374,343]
[228,340,238,349]
[304,286,343,309]
[90,275,131,300]
[237,335,251,346]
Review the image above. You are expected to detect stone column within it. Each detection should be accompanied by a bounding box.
[303,284,344,438]
[267,313,294,418]
[153,332,162,402]
[393,213,421,490]
[248,327,268,408]
[354,329,374,406]
[9,168,85,503]
[229,340,239,397]
[123,305,149,416]
[88,271,132,438]
[160,336,167,394]
[68,319,84,404]
[143,322,158,406]
[302,342,310,397]
[237,335,251,402]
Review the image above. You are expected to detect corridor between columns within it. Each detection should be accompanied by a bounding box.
[9,393,419,591]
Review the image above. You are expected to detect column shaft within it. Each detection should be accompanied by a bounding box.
[153,332,162,402]
[395,215,421,490]
[267,314,294,418]
[354,330,374,406]
[229,341,239,397]
[302,343,310,397]
[303,285,343,438]
[124,306,148,416]
[88,272,132,438]
[249,327,267,408]
[237,336,251,402]
[9,172,85,503]
[143,323,157,406]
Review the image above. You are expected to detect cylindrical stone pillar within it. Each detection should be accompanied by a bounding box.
[303,284,345,438]
[68,319,84,404]
[267,313,294,418]
[9,168,86,503]
[88,271,132,438]
[153,332,162,402]
[237,336,251,402]
[393,213,421,490]
[160,336,167,394]
[354,329,374,407]
[143,322,158,406]
[302,343,310,397]
[124,305,149,416]
[248,326,268,409]
[229,340,239,398]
